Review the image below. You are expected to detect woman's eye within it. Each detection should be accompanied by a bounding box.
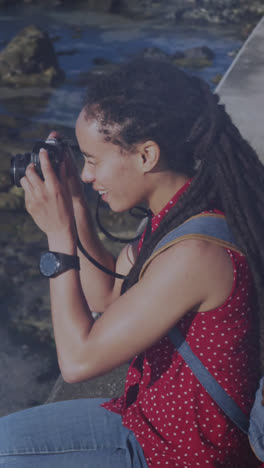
[86,159,96,166]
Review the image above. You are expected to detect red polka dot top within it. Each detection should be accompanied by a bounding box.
[102,180,262,467]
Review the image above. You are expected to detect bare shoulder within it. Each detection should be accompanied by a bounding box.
[143,238,220,275]
[142,238,234,312]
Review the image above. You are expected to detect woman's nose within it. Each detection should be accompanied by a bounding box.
[81,163,95,184]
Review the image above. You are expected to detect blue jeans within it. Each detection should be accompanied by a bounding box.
[0,398,148,467]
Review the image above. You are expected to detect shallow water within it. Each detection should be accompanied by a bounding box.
[0,5,242,128]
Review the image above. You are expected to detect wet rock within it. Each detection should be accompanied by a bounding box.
[0,88,53,118]
[0,187,25,211]
[0,171,10,192]
[0,327,58,417]
[0,115,22,140]
[136,45,214,69]
[0,274,14,303]
[137,47,169,61]
[74,62,119,84]
[172,46,215,68]
[0,25,65,87]
[3,255,22,275]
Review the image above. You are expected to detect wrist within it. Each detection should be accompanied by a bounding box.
[72,194,88,212]
[47,229,77,255]
[72,197,94,230]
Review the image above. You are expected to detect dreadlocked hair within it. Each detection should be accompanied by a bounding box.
[83,57,264,350]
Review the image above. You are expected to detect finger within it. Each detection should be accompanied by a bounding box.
[39,148,59,188]
[25,162,43,188]
[47,130,62,141]
[20,174,34,193]
[20,175,41,215]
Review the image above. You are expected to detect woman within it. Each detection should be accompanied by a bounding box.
[0,57,263,467]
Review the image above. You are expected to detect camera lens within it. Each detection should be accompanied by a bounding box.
[10,139,66,187]
[10,152,31,187]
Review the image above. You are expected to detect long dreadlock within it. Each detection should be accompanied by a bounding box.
[83,57,264,356]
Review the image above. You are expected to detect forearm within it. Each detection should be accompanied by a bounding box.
[47,232,95,380]
[49,268,95,381]
[73,198,116,312]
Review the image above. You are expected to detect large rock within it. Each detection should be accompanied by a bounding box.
[0,25,64,87]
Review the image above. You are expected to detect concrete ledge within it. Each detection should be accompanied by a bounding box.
[45,364,128,404]
[216,16,264,163]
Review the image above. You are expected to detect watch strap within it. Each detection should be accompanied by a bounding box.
[53,251,80,271]
[40,251,80,278]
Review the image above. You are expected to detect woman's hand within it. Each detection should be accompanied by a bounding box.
[20,146,77,248]
[48,131,85,204]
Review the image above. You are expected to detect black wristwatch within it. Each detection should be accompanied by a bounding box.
[39,251,80,278]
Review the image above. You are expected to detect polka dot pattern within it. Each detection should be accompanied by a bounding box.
[102,186,262,467]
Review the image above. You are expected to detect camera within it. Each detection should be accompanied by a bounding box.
[10,138,68,187]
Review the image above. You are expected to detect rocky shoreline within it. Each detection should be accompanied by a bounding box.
[0,0,263,31]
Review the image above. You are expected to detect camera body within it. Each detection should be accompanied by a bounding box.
[10,138,67,187]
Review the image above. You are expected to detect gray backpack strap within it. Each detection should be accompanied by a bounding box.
[139,213,244,279]
[168,327,249,434]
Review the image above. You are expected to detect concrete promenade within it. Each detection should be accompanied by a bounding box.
[216,16,264,163]
[47,17,264,404]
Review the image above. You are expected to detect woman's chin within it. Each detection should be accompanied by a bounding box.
[108,200,132,213]
[109,204,127,213]
[106,194,140,213]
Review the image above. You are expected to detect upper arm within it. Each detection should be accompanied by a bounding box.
[108,218,146,305]
[68,239,215,382]
[107,241,138,306]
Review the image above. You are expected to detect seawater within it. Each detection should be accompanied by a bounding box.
[0,5,242,128]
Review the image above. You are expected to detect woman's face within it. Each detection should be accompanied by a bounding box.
[75,110,146,212]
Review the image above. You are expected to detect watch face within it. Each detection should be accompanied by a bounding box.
[40,252,59,277]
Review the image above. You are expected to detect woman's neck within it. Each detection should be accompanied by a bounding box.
[147,172,191,215]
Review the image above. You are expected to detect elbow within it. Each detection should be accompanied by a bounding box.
[61,371,84,384]
[60,365,88,384]
[59,362,77,383]
[59,356,95,384]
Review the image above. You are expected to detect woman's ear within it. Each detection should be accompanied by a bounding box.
[137,140,161,173]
